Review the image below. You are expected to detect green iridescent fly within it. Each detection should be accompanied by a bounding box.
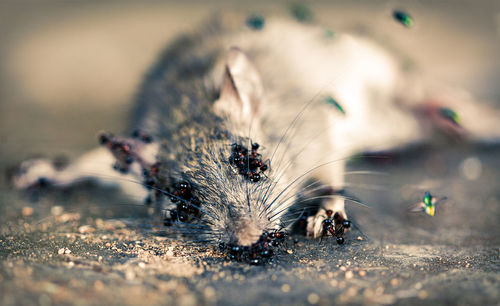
[324,29,336,39]
[393,10,414,28]
[409,191,447,217]
[325,96,346,115]
[439,107,460,125]
[289,2,315,23]
[246,14,265,30]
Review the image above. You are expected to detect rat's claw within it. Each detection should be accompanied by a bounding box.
[306,208,327,238]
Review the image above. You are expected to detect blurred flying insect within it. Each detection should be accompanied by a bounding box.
[246,14,265,30]
[289,2,315,23]
[325,96,346,115]
[438,107,460,126]
[393,10,414,28]
[408,191,447,216]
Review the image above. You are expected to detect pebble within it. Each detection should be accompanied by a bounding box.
[95,218,104,228]
[357,236,363,241]
[418,290,428,299]
[39,294,52,306]
[307,293,320,304]
[359,270,367,277]
[78,225,96,234]
[22,206,34,217]
[390,278,400,287]
[94,280,104,291]
[50,205,64,216]
[57,213,80,222]
[203,286,216,300]
[345,271,354,279]
[125,269,135,281]
[459,156,482,181]
[57,248,71,255]
[286,249,293,254]
[281,284,291,293]
[375,285,384,295]
[179,294,197,306]
[345,286,358,297]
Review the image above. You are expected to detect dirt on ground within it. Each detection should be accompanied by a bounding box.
[1,1,499,305]
[1,145,499,306]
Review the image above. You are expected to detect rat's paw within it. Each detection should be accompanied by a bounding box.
[306,197,348,239]
[10,158,58,190]
[306,208,327,238]
[98,130,159,174]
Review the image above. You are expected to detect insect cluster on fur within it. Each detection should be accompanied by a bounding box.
[228,142,269,183]
[218,230,286,265]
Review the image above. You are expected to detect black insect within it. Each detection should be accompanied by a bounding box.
[142,162,161,188]
[219,230,286,265]
[99,133,135,173]
[162,180,202,225]
[322,210,351,245]
[139,161,202,226]
[131,129,153,143]
[229,142,269,182]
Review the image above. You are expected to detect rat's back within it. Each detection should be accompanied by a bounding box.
[131,15,423,185]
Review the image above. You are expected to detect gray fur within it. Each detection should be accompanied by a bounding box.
[12,13,500,249]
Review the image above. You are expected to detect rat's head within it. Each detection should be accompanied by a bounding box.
[164,47,290,262]
[179,144,288,264]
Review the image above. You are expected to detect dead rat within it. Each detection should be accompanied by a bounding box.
[11,13,500,264]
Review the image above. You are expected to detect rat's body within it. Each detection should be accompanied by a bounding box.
[12,15,500,261]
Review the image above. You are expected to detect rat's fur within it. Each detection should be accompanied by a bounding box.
[12,14,500,252]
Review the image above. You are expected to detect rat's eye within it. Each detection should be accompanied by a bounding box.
[178,181,189,190]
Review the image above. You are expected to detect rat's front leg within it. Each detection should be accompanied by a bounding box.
[11,133,160,202]
[306,160,348,239]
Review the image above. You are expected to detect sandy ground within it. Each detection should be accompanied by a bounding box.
[1,147,499,306]
[1,1,500,305]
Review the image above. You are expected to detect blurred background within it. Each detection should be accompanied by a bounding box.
[0,0,499,242]
[0,2,499,305]
[0,0,499,163]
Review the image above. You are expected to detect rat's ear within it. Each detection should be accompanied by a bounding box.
[214,47,263,123]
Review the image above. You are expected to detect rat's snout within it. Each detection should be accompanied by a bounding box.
[232,219,264,247]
